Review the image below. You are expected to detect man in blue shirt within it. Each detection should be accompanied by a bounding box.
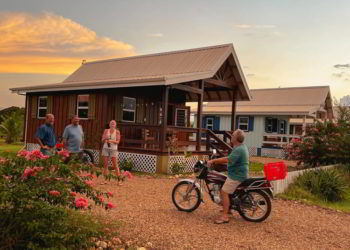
[63,115,84,153]
[208,129,249,224]
[35,114,56,155]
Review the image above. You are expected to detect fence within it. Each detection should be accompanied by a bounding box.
[271,165,336,194]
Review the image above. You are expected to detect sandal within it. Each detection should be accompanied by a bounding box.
[214,218,229,224]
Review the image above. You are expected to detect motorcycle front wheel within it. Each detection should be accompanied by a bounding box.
[172,181,201,212]
[238,190,271,222]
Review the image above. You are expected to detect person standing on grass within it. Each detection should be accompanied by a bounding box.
[207,129,249,224]
[62,115,84,162]
[35,114,56,156]
[101,120,121,184]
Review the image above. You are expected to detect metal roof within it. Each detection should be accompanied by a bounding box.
[10,44,251,101]
[191,86,333,116]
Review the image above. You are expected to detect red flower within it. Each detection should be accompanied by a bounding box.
[21,167,36,180]
[49,190,60,196]
[85,180,93,187]
[17,150,29,157]
[123,171,133,179]
[107,202,116,209]
[70,192,77,196]
[98,196,104,202]
[58,150,70,158]
[75,197,88,208]
[56,143,64,149]
[107,191,113,197]
[33,166,44,172]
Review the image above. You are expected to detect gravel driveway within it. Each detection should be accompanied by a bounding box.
[92,176,350,250]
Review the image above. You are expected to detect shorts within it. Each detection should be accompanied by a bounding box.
[101,148,118,158]
[222,177,241,194]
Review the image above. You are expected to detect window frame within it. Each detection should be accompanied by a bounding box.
[206,117,214,130]
[122,96,136,123]
[37,96,48,119]
[76,94,89,120]
[238,116,249,132]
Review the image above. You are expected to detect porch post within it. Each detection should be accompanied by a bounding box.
[160,86,169,152]
[302,115,306,136]
[231,88,237,131]
[196,81,204,151]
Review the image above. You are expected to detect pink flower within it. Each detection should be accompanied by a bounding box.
[70,192,77,196]
[107,202,116,209]
[17,150,29,157]
[3,175,12,181]
[75,197,88,209]
[33,166,44,172]
[107,191,113,197]
[58,150,70,158]
[85,180,93,187]
[123,171,133,179]
[0,157,8,164]
[49,190,60,196]
[55,177,63,181]
[98,196,104,202]
[21,167,36,180]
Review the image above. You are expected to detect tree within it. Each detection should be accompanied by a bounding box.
[340,95,350,106]
[0,110,24,144]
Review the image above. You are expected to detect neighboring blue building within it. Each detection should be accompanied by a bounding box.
[191,86,334,156]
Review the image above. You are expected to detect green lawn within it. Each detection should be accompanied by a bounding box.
[280,187,350,213]
[0,139,24,153]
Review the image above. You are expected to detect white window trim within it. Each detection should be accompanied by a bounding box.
[37,96,47,119]
[238,116,249,132]
[77,94,89,120]
[206,117,214,130]
[122,97,136,123]
[175,108,187,127]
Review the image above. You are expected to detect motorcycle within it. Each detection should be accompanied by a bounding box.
[171,158,274,222]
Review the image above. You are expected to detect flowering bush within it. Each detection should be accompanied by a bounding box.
[285,121,350,167]
[0,150,118,249]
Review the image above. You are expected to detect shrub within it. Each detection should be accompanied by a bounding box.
[120,158,133,171]
[296,168,349,202]
[171,162,185,174]
[0,150,119,249]
[285,120,350,167]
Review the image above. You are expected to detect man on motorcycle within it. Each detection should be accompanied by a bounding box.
[207,129,249,224]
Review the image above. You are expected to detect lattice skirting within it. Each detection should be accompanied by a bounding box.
[25,143,157,173]
[261,148,286,159]
[248,147,257,156]
[168,155,205,174]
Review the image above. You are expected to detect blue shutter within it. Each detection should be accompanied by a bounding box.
[202,116,207,129]
[248,116,254,131]
[235,115,240,130]
[214,116,220,131]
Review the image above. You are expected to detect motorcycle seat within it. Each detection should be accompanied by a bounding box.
[238,177,266,187]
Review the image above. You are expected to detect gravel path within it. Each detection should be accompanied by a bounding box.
[92,176,350,250]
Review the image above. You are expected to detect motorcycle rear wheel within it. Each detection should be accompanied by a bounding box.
[238,190,271,222]
[172,181,201,212]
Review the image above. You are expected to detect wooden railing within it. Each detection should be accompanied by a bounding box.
[118,123,161,151]
[206,130,232,156]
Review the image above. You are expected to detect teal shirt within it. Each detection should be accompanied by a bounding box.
[227,144,249,182]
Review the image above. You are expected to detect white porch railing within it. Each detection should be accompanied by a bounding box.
[262,134,301,146]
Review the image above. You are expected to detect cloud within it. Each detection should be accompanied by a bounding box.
[0,12,135,74]
[334,64,350,69]
[147,33,164,38]
[234,24,276,29]
[246,73,255,77]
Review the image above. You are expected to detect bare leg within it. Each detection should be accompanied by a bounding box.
[112,156,121,185]
[215,189,230,223]
[103,156,109,176]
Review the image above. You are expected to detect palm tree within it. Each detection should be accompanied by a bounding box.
[0,110,23,144]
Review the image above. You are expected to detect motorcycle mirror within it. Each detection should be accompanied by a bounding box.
[212,149,217,155]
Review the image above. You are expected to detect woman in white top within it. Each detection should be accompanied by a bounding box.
[101,120,121,180]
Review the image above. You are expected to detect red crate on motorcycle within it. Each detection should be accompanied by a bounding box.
[264,162,287,181]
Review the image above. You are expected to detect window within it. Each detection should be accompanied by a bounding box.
[77,95,89,119]
[122,97,136,122]
[37,96,47,119]
[206,117,214,130]
[238,117,249,131]
[175,108,187,127]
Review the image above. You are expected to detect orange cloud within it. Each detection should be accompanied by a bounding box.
[0,12,135,74]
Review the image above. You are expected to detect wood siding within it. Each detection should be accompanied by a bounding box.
[26,86,185,150]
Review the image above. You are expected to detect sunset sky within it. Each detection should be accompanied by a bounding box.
[1,0,349,108]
